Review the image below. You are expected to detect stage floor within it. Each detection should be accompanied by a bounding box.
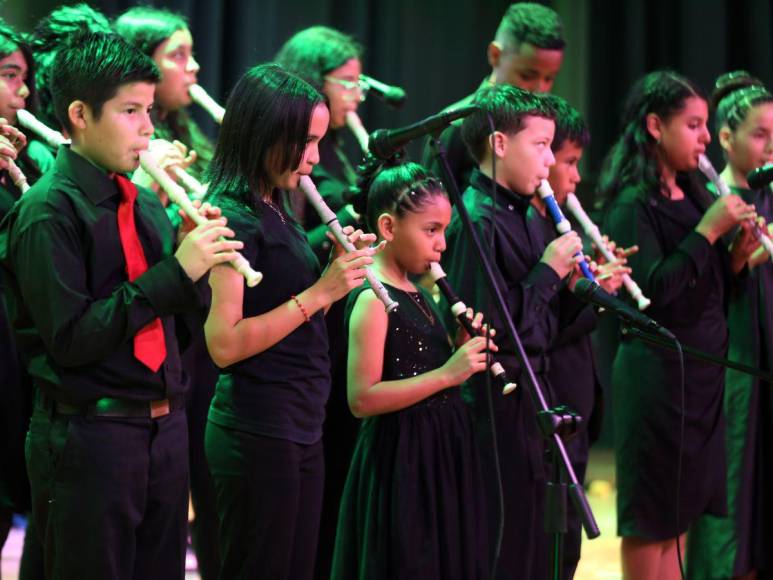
[1,448,622,579]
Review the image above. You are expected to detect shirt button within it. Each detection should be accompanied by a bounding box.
[689,279,697,288]
[508,204,514,211]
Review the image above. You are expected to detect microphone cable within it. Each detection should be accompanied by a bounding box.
[674,337,687,580]
[484,112,505,580]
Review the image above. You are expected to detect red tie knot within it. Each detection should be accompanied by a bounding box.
[114,174,138,205]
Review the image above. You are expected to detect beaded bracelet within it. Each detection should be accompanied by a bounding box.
[291,295,311,323]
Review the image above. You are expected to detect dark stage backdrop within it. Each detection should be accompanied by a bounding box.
[7,0,772,185]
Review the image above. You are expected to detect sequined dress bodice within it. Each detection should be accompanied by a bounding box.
[346,281,452,386]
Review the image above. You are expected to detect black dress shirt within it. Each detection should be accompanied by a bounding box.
[0,145,202,405]
[441,168,563,377]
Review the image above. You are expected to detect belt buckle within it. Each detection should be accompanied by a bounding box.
[150,399,170,419]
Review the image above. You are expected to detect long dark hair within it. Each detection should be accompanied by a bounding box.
[598,70,706,203]
[206,64,324,211]
[275,26,362,92]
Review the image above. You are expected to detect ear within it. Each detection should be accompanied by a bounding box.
[488,131,508,159]
[645,113,663,143]
[487,41,502,69]
[377,213,396,242]
[68,100,89,132]
[718,126,733,154]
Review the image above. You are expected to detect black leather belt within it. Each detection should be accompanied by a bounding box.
[40,393,184,419]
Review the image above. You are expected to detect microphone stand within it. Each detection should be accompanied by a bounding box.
[621,326,773,383]
[427,134,600,580]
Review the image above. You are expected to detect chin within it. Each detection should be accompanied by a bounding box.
[330,116,346,130]
[284,174,301,190]
[123,156,141,174]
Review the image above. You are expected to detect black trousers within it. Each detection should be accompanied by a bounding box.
[183,333,221,580]
[26,403,189,580]
[475,381,551,580]
[205,421,325,580]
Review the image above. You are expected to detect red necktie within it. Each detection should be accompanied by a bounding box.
[115,175,167,372]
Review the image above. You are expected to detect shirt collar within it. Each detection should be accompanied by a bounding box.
[469,168,534,215]
[54,145,122,205]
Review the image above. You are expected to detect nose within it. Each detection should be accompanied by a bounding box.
[437,234,447,253]
[701,126,711,144]
[546,148,556,167]
[187,55,200,75]
[306,143,320,167]
[140,111,154,137]
[571,165,581,184]
[537,78,553,94]
[18,81,29,100]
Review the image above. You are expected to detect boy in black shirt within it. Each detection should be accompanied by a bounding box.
[442,83,582,579]
[0,33,242,579]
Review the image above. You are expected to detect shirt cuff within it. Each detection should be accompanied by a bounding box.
[133,255,202,315]
[524,262,562,297]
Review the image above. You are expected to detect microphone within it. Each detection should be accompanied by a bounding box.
[573,278,675,340]
[368,105,478,160]
[360,74,406,109]
[746,164,773,189]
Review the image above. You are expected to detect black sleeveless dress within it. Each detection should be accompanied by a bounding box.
[330,282,489,580]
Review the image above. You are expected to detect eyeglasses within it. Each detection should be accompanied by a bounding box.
[324,75,368,102]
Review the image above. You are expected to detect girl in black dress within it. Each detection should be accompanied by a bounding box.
[600,70,759,580]
[331,163,492,580]
[203,63,376,580]
[688,72,773,580]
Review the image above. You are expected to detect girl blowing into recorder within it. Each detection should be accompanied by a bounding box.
[688,71,773,580]
[203,63,377,580]
[331,162,493,579]
[600,70,760,580]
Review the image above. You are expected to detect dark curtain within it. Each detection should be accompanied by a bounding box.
[584,0,773,184]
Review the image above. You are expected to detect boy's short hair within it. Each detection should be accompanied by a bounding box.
[461,83,555,164]
[496,2,565,53]
[51,32,160,133]
[544,94,590,152]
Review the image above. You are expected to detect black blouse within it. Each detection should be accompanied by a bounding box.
[207,196,331,445]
